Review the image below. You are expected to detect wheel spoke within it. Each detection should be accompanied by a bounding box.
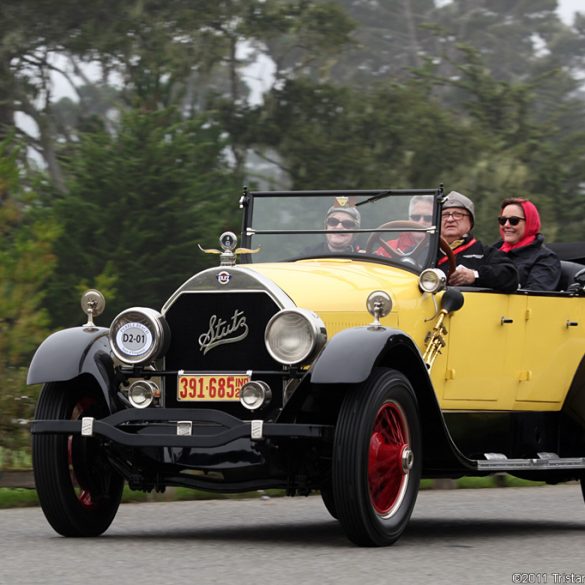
[368,401,410,515]
[78,489,94,508]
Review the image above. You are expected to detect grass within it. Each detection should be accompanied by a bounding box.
[420,474,545,490]
[0,475,548,509]
[0,488,39,509]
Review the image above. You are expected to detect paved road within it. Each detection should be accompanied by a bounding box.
[1,485,584,585]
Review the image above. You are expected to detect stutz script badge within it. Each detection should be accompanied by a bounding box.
[198,309,249,355]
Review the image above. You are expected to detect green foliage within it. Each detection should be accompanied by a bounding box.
[44,107,242,327]
[0,137,59,453]
[253,77,480,189]
[414,43,585,243]
[0,489,39,508]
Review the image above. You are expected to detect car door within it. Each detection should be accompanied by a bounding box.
[505,292,585,407]
[432,289,513,408]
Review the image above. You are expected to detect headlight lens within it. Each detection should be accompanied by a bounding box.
[240,381,272,411]
[127,380,158,409]
[419,268,446,293]
[265,309,327,365]
[109,308,170,365]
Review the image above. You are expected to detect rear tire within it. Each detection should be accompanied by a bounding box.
[332,368,421,546]
[32,382,124,537]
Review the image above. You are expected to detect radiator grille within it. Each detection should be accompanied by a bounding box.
[163,291,283,414]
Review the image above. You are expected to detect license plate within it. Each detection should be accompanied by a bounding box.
[177,374,249,402]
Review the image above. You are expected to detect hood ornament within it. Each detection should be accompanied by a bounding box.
[198,232,260,266]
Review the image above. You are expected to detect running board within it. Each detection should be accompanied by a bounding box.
[478,452,585,471]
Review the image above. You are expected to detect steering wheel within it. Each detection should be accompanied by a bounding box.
[438,237,456,277]
[365,220,456,276]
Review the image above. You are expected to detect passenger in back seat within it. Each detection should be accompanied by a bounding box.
[494,198,560,291]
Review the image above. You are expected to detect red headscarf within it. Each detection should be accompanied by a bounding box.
[499,198,541,252]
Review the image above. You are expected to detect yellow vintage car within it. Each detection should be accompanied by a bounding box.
[28,187,585,546]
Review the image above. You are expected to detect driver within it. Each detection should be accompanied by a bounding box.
[438,191,518,290]
[303,198,361,255]
[374,195,433,257]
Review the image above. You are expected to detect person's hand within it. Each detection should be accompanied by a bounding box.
[448,265,477,286]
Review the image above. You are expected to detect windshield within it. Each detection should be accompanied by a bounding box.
[241,189,442,272]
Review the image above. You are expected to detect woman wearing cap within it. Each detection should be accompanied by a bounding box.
[438,191,518,291]
[494,198,560,291]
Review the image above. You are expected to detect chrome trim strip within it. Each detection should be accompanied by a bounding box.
[477,457,585,471]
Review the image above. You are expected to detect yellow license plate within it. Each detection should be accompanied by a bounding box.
[177,374,249,401]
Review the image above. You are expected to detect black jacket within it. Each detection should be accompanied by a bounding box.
[494,234,560,291]
[438,234,519,292]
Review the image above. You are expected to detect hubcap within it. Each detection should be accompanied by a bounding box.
[401,447,414,473]
[368,401,411,517]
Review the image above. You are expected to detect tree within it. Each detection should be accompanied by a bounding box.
[0,136,60,457]
[414,43,585,243]
[252,76,480,189]
[1,0,355,183]
[43,107,242,328]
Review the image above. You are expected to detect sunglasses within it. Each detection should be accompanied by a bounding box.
[498,216,525,226]
[326,217,356,229]
[410,214,433,222]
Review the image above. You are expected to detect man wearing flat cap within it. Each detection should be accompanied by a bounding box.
[438,191,518,291]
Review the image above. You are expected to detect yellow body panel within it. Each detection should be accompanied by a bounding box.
[248,260,585,413]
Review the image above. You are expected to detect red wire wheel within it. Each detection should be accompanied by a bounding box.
[32,382,124,536]
[333,367,421,546]
[368,401,413,517]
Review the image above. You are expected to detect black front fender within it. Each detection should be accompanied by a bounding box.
[27,327,115,396]
[311,326,423,384]
[310,325,474,473]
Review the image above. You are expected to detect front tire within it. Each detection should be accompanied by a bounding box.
[32,381,124,537]
[332,368,421,546]
[320,482,338,519]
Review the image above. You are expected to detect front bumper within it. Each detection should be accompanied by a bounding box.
[31,408,334,448]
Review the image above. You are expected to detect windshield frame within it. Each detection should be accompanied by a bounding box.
[239,187,445,272]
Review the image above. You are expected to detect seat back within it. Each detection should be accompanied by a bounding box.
[558,261,584,291]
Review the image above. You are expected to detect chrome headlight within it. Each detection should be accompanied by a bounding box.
[265,309,327,366]
[240,381,272,411]
[419,268,446,294]
[127,380,159,409]
[109,308,170,365]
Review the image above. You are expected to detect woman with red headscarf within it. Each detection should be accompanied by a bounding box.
[495,198,560,290]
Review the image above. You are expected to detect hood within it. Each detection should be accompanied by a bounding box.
[245,258,419,314]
